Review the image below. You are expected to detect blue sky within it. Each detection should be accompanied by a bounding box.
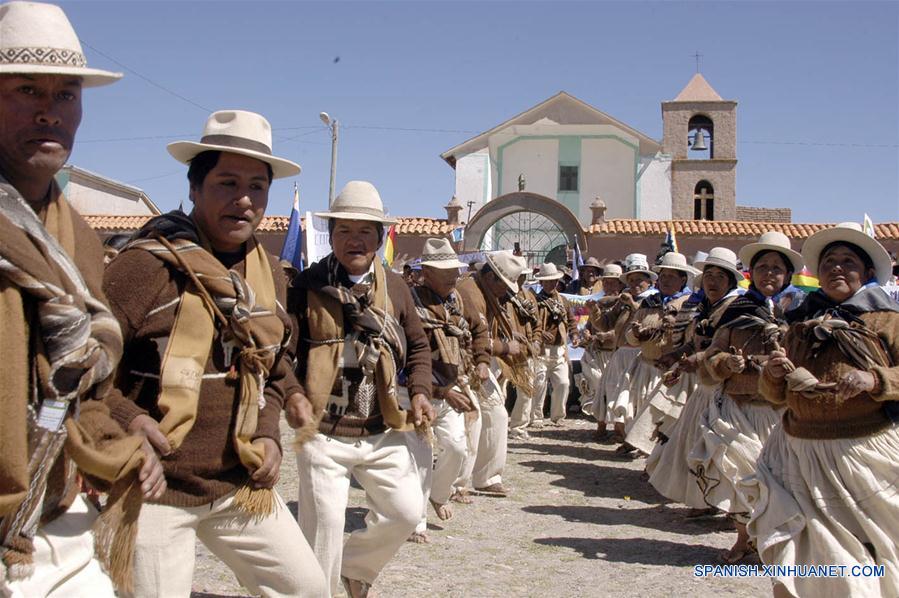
[61,1,898,223]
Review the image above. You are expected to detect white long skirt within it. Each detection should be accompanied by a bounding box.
[597,346,639,424]
[579,348,612,418]
[623,372,698,455]
[646,382,718,508]
[745,424,899,598]
[619,361,663,451]
[687,393,782,520]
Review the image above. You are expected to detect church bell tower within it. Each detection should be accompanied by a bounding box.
[662,74,737,221]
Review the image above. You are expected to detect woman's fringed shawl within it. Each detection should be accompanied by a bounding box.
[783,287,898,401]
[124,212,287,518]
[300,254,412,431]
[0,179,144,591]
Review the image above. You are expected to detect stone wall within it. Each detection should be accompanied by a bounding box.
[735,205,792,223]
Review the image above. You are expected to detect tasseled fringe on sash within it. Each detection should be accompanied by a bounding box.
[232,485,275,518]
[92,474,142,593]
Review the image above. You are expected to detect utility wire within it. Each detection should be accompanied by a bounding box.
[79,39,212,113]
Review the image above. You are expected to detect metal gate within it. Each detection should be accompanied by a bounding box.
[484,211,568,269]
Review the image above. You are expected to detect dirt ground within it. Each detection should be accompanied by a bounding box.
[190,413,770,598]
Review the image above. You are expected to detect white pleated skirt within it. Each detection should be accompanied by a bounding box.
[596,346,639,424]
[646,382,718,508]
[745,424,899,598]
[687,392,782,520]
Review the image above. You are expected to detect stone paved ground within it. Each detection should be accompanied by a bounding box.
[191,414,769,597]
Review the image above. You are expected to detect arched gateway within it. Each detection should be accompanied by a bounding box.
[461,192,587,266]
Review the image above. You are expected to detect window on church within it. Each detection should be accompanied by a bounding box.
[693,180,714,221]
[559,166,578,192]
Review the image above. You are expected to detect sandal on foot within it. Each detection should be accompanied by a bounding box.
[407,531,430,544]
[449,489,473,504]
[429,499,454,521]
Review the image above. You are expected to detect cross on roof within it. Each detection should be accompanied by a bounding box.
[692,51,703,73]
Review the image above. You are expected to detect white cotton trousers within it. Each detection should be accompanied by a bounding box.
[454,387,483,492]
[127,489,326,598]
[533,344,570,423]
[509,357,538,433]
[296,430,422,594]
[406,397,468,533]
[3,494,115,598]
[470,362,508,488]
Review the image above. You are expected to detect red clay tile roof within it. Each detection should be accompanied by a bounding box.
[84,214,455,235]
[84,215,899,240]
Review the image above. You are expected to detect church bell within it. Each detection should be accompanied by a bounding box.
[690,128,707,151]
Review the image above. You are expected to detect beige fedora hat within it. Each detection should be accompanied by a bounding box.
[619,253,658,283]
[653,252,701,278]
[315,180,397,224]
[580,256,602,271]
[535,262,564,281]
[420,238,465,269]
[694,247,744,282]
[168,110,300,179]
[511,254,530,277]
[601,263,623,279]
[0,2,122,86]
[739,231,803,273]
[483,250,519,293]
[801,222,892,284]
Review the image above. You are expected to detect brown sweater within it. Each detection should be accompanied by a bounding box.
[537,289,575,347]
[457,275,517,357]
[759,310,899,439]
[413,284,490,398]
[103,247,299,507]
[626,294,691,362]
[707,319,785,402]
[595,295,638,349]
[289,262,431,437]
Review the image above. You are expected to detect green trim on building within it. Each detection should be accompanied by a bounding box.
[494,134,638,218]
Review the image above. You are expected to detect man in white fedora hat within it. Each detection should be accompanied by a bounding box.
[532,262,577,425]
[571,256,604,295]
[102,110,327,597]
[289,180,434,597]
[0,3,167,596]
[405,238,490,541]
[454,250,523,498]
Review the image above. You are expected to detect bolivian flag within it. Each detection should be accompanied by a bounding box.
[383,224,397,266]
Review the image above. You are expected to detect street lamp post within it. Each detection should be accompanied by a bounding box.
[320,111,339,207]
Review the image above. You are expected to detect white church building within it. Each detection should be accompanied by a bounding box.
[440,74,789,257]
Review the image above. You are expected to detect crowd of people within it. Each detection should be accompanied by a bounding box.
[1,3,897,598]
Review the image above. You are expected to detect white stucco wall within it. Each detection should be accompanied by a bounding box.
[580,137,637,221]
[637,155,672,220]
[65,181,154,215]
[499,138,559,199]
[454,149,491,223]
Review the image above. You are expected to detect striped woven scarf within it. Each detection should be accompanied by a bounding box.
[0,178,136,587]
[412,285,471,369]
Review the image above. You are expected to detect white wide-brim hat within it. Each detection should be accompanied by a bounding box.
[484,250,519,293]
[0,2,122,87]
[535,262,564,281]
[511,255,530,277]
[419,237,465,269]
[652,251,701,278]
[619,253,658,283]
[168,110,300,179]
[801,222,892,284]
[315,180,397,224]
[601,263,623,279]
[653,253,699,289]
[694,247,744,282]
[580,257,603,272]
[739,231,803,274]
